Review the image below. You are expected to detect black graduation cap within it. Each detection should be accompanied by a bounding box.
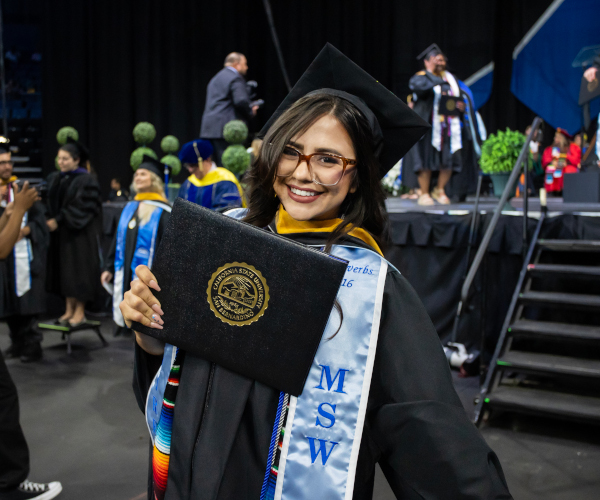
[260,43,430,178]
[65,136,90,164]
[416,43,444,61]
[137,155,164,178]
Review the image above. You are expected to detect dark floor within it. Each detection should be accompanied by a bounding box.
[2,319,600,500]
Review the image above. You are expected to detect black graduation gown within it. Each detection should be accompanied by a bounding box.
[45,170,102,302]
[133,231,512,500]
[104,202,171,294]
[406,71,462,175]
[0,200,49,318]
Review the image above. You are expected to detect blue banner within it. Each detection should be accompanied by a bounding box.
[511,0,600,134]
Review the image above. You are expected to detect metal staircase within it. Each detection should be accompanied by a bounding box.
[474,216,600,425]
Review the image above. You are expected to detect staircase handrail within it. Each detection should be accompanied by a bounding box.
[459,117,543,306]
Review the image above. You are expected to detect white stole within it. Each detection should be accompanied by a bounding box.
[432,71,463,154]
[8,186,32,297]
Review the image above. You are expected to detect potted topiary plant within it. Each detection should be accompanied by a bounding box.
[479,128,532,198]
[130,122,157,169]
[221,120,251,175]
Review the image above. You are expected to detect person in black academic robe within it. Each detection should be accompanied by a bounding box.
[102,157,171,335]
[0,180,63,498]
[408,46,464,206]
[122,45,511,500]
[45,140,102,327]
[0,148,50,362]
[132,228,510,500]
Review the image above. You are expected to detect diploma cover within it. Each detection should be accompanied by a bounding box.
[133,198,348,396]
[439,94,462,116]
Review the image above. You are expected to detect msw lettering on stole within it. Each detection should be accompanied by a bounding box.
[306,365,349,465]
[307,438,339,466]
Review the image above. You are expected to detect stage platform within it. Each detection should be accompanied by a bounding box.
[380,196,600,361]
[386,195,600,215]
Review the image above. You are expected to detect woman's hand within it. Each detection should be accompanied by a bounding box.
[100,271,113,285]
[46,218,58,232]
[120,265,166,355]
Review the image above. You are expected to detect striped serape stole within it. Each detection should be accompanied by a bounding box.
[261,393,290,500]
[152,349,185,500]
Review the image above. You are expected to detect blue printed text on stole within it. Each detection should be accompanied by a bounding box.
[275,246,387,500]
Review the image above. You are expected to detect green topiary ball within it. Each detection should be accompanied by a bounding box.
[56,126,79,145]
[161,135,180,154]
[130,147,158,169]
[161,154,182,176]
[133,122,156,145]
[221,144,251,174]
[223,120,248,145]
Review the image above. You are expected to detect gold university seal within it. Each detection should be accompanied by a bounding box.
[446,98,456,112]
[207,262,269,326]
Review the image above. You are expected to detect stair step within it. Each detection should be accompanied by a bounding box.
[538,239,600,252]
[510,320,600,341]
[527,263,600,278]
[486,386,600,422]
[519,291,600,309]
[497,351,600,378]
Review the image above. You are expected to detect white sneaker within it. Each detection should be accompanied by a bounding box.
[0,480,62,500]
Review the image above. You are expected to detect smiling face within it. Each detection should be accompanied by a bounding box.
[0,152,13,181]
[133,168,153,192]
[273,114,357,221]
[57,149,79,172]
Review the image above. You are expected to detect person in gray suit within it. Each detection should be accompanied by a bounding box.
[200,52,259,166]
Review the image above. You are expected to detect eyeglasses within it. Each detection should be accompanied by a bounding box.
[0,161,13,167]
[276,145,357,186]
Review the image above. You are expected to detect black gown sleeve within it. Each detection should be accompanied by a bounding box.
[365,271,512,499]
[409,72,450,98]
[104,234,117,274]
[55,175,102,231]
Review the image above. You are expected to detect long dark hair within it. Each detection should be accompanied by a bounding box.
[243,93,389,250]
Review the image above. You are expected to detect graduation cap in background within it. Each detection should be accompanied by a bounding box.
[416,43,444,61]
[65,136,90,164]
[178,139,214,165]
[260,43,430,179]
[137,154,165,178]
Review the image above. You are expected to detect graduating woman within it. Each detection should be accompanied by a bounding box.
[120,45,512,500]
[46,139,102,327]
[102,156,171,333]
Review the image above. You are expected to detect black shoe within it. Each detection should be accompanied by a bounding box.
[0,480,62,500]
[3,344,22,359]
[20,344,42,363]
